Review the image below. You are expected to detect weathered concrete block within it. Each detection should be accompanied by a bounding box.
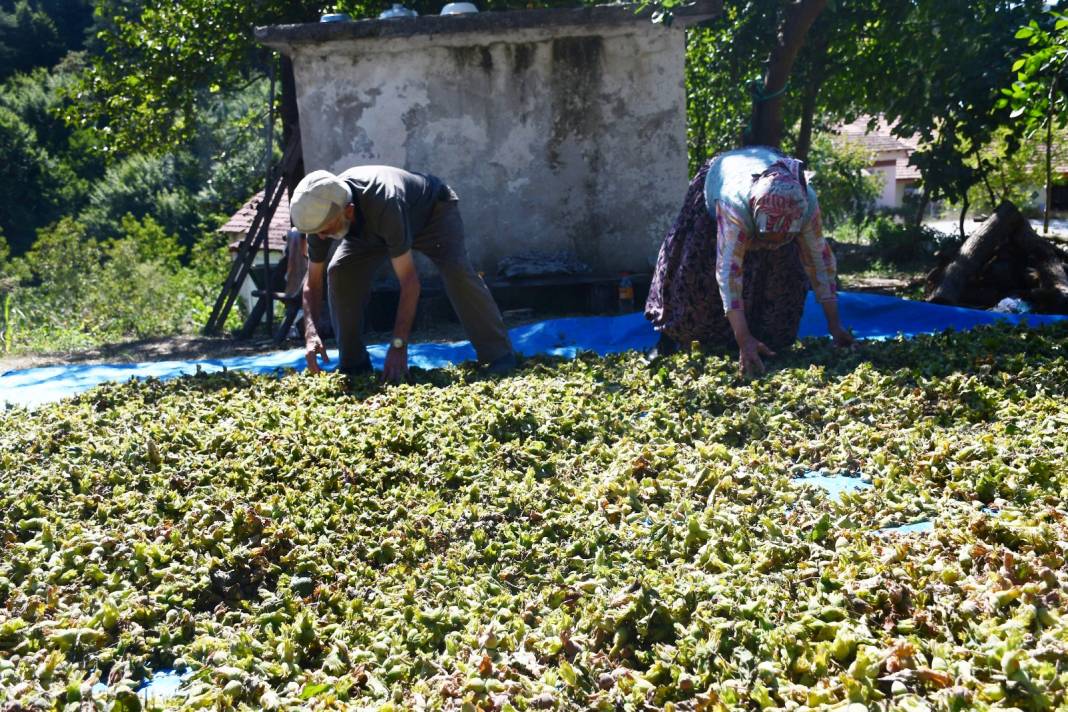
[257,2,719,276]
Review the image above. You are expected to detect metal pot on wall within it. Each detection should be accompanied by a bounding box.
[378,4,419,19]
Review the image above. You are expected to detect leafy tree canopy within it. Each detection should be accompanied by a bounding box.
[685,0,1056,208]
[64,0,323,157]
[0,0,93,81]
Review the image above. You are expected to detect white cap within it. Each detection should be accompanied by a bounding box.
[291,170,352,233]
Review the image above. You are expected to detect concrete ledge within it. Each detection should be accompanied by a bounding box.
[256,0,721,52]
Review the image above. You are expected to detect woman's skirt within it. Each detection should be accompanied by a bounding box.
[644,160,809,351]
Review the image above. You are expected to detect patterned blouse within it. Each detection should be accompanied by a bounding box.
[704,147,838,313]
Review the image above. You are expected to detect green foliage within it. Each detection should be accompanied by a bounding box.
[65,77,270,251]
[1,67,76,158]
[844,0,1049,205]
[0,1,64,81]
[188,79,276,219]
[66,0,323,156]
[681,0,1050,208]
[1000,10,1068,136]
[0,215,237,352]
[3,323,1068,707]
[959,127,1068,215]
[79,153,203,247]
[0,104,76,255]
[3,217,102,350]
[998,9,1068,222]
[0,61,98,255]
[858,216,948,267]
[683,1,781,173]
[0,0,93,80]
[806,131,882,228]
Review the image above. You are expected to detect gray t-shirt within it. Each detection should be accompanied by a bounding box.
[307,165,444,262]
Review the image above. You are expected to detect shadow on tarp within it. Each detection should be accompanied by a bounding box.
[3,291,1065,409]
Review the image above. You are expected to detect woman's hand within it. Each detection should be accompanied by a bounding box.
[726,309,774,378]
[830,325,856,350]
[738,336,775,378]
[831,326,855,349]
[818,300,857,350]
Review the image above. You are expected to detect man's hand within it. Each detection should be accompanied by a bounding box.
[738,336,775,378]
[305,335,329,375]
[303,261,328,375]
[831,325,857,350]
[383,344,409,384]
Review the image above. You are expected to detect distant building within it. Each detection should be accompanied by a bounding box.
[834,116,921,209]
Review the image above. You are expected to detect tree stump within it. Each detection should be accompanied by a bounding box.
[925,199,1068,314]
[928,200,1023,306]
[1014,223,1068,312]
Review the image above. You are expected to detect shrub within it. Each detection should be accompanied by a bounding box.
[860,216,949,266]
[0,105,70,255]
[807,132,883,229]
[79,153,204,248]
[0,214,237,353]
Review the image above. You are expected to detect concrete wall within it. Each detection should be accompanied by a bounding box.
[258,4,718,277]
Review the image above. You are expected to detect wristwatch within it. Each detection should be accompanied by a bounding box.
[390,336,406,349]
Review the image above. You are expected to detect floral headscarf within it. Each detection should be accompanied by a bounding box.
[748,158,808,240]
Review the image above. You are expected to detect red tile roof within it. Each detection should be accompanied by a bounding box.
[835,116,914,155]
[896,158,922,181]
[221,190,292,252]
[833,115,921,183]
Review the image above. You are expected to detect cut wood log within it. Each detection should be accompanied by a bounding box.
[928,200,1024,305]
[923,246,959,298]
[1013,222,1068,313]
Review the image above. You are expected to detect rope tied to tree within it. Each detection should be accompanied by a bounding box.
[744,79,790,145]
[748,78,790,103]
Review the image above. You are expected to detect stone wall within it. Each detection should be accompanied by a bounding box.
[257,2,718,277]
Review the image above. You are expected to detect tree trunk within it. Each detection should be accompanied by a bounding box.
[958,194,969,242]
[794,30,829,162]
[911,186,930,228]
[744,0,828,149]
[1014,222,1068,312]
[1044,75,1057,235]
[928,200,1023,306]
[279,55,304,197]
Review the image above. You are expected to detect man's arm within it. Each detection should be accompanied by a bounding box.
[303,260,329,374]
[383,250,420,383]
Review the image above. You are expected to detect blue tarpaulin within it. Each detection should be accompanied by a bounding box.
[2,291,1065,409]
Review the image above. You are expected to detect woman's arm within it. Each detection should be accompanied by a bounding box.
[797,204,854,347]
[716,203,775,375]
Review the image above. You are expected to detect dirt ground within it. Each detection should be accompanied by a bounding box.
[0,309,559,373]
[838,272,927,298]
